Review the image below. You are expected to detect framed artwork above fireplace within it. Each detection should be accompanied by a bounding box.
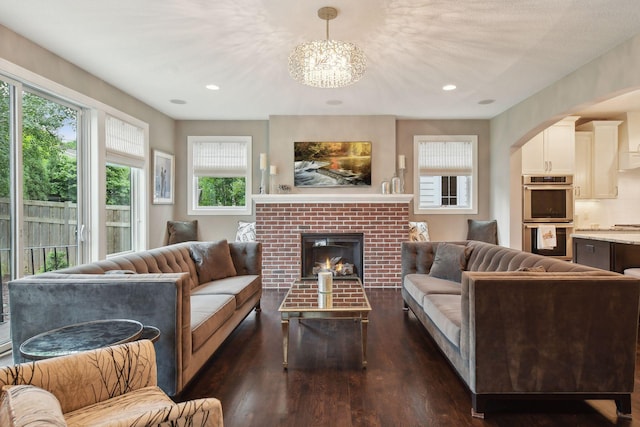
[294,141,371,187]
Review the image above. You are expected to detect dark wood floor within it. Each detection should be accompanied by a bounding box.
[178,288,640,426]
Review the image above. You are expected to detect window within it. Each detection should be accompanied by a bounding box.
[414,135,478,214]
[105,115,146,255]
[187,136,252,215]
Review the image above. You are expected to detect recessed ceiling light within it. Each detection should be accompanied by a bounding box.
[205,84,220,91]
[326,100,343,106]
[442,84,457,91]
[478,99,495,105]
[170,99,187,104]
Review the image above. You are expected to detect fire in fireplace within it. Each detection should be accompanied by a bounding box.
[300,233,364,281]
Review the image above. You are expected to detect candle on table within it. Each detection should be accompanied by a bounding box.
[317,271,333,293]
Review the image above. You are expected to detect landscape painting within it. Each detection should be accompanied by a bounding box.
[294,141,372,187]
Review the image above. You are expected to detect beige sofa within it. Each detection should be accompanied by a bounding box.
[402,240,640,418]
[0,339,223,427]
[9,240,262,396]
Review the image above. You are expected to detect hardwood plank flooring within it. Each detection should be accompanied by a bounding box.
[178,288,640,426]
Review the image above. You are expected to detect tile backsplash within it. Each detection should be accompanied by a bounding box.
[575,167,640,228]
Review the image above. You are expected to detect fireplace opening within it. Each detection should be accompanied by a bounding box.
[301,233,364,281]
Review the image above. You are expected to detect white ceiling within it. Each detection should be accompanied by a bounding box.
[2,0,640,120]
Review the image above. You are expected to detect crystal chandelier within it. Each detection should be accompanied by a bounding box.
[288,7,366,88]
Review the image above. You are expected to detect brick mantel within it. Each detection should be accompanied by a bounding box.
[252,194,413,204]
[255,195,412,289]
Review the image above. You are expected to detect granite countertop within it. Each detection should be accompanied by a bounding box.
[571,230,640,245]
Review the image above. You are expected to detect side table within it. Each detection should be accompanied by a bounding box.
[19,319,158,361]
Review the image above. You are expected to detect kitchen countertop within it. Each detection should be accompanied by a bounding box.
[571,231,640,245]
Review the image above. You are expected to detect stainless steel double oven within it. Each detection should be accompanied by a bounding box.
[522,175,574,259]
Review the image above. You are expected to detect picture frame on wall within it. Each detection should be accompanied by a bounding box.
[294,141,372,187]
[153,150,174,204]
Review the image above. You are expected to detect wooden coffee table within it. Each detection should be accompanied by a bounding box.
[278,278,371,369]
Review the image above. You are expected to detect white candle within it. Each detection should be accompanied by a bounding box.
[270,165,278,175]
[259,153,267,170]
[398,154,406,170]
[317,271,333,293]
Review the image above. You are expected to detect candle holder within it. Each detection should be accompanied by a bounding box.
[260,168,267,194]
[270,165,278,194]
[259,153,267,194]
[399,167,406,193]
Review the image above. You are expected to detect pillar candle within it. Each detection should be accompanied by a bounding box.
[398,154,406,170]
[259,153,267,170]
[270,165,278,175]
[317,271,333,293]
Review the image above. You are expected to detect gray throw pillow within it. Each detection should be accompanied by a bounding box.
[429,243,472,283]
[167,220,198,244]
[189,240,237,283]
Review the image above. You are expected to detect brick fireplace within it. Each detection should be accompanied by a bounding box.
[254,194,412,288]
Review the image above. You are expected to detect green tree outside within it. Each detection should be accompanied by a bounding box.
[198,177,245,207]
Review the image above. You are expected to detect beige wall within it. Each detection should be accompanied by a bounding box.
[396,120,491,242]
[173,120,269,242]
[491,33,640,248]
[268,115,397,194]
[0,24,176,250]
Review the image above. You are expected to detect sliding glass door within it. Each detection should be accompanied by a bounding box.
[0,78,86,351]
[21,90,82,275]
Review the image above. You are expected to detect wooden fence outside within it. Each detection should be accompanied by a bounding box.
[0,198,130,286]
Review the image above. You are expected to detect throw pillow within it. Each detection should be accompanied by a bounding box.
[0,385,67,427]
[466,219,498,244]
[189,240,237,283]
[516,265,547,272]
[408,221,430,242]
[429,243,472,283]
[235,221,256,242]
[167,220,198,245]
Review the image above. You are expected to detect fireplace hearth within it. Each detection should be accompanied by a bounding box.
[301,233,364,281]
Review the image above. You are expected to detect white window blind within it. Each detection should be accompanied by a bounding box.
[192,140,248,176]
[418,140,473,176]
[105,115,145,168]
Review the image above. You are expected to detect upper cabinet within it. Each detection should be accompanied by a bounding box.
[522,117,579,175]
[575,120,622,199]
[574,131,592,199]
[617,112,640,170]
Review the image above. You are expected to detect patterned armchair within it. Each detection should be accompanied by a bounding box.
[0,340,222,427]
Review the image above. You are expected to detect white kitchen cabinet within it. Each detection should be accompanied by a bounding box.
[522,116,579,175]
[575,120,622,199]
[618,112,640,170]
[574,131,592,199]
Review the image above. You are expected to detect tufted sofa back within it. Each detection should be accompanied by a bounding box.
[465,240,596,273]
[402,240,602,280]
[47,241,262,291]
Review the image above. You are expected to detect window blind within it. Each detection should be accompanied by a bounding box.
[192,140,248,176]
[417,140,472,176]
[105,115,145,168]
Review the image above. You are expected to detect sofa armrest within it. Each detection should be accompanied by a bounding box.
[88,397,223,427]
[8,273,190,396]
[461,271,640,395]
[0,340,157,414]
[229,241,262,275]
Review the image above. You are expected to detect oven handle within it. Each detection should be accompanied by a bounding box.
[524,223,574,229]
[523,185,574,191]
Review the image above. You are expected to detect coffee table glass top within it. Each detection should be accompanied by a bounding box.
[20,319,144,360]
[279,279,371,312]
